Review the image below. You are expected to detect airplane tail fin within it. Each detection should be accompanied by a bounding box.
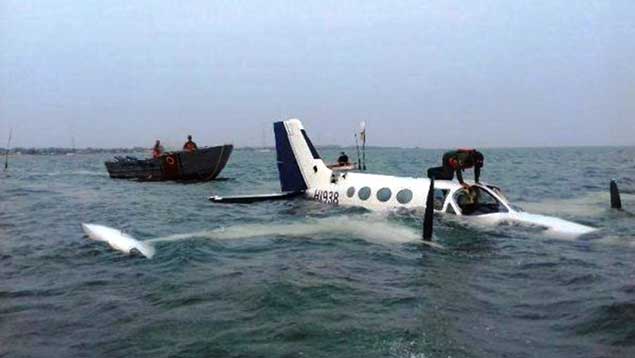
[273,119,331,192]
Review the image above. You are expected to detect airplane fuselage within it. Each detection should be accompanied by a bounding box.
[305,171,459,212]
[271,118,596,238]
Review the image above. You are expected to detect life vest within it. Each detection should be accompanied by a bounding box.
[152,147,163,159]
[448,149,482,169]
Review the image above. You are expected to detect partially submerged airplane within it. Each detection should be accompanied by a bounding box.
[211,119,597,239]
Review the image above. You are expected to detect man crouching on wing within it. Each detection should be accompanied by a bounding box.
[427,149,484,189]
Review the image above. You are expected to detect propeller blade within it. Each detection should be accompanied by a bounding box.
[423,177,435,241]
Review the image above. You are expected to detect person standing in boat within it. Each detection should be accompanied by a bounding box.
[152,140,164,159]
[337,151,350,166]
[427,149,484,188]
[183,135,198,152]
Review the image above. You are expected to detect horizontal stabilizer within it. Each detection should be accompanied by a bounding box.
[209,191,303,204]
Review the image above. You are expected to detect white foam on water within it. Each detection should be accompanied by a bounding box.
[150,215,422,245]
[84,216,436,259]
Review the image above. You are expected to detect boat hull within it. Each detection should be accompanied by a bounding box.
[105,145,233,182]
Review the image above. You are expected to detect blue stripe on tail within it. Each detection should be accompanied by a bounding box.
[274,121,307,192]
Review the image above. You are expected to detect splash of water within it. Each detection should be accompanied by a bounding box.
[150,215,421,244]
[84,215,432,259]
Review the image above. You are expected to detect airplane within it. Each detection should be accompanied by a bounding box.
[211,119,598,240]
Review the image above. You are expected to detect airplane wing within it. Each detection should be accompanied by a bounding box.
[209,191,303,204]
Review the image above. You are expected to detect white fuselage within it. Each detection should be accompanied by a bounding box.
[305,171,450,210]
[305,170,595,238]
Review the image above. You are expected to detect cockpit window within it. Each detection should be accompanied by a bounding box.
[454,187,508,215]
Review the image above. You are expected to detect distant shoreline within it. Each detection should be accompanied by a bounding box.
[1,144,633,156]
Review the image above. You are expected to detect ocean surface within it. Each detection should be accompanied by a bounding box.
[1,147,635,358]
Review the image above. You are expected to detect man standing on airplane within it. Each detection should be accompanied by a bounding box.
[427,149,484,188]
[337,151,350,166]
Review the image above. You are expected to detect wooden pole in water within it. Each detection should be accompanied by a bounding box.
[4,128,12,171]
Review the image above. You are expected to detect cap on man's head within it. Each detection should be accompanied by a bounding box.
[188,135,192,140]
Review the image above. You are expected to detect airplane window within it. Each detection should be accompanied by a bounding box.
[433,189,449,210]
[454,187,508,216]
[358,187,371,200]
[347,187,355,198]
[376,188,392,202]
[396,189,413,204]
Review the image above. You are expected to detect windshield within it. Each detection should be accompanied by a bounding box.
[487,185,508,202]
[453,187,508,216]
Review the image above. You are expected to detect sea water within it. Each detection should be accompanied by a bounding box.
[1,147,634,357]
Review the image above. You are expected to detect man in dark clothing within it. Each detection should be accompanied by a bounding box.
[152,140,164,159]
[183,135,198,151]
[337,152,350,165]
[427,149,484,188]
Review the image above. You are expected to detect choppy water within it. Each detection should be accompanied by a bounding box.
[1,147,635,357]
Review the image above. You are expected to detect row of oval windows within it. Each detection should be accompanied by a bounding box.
[346,186,413,204]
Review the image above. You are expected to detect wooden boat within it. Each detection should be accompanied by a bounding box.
[105,144,233,182]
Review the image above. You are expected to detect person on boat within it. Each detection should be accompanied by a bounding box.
[337,152,350,166]
[183,135,198,152]
[427,149,484,188]
[152,140,164,159]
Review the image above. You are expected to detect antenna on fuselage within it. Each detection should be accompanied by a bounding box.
[423,177,435,241]
[354,133,361,170]
[360,121,367,171]
[610,179,622,210]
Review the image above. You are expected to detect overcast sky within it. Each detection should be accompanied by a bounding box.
[1,1,634,148]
